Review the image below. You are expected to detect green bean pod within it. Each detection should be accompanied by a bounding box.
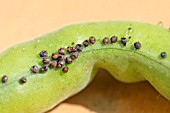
[0,21,170,113]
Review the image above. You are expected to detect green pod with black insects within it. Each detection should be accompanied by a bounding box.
[0,21,170,113]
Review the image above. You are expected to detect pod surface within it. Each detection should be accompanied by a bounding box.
[0,21,170,113]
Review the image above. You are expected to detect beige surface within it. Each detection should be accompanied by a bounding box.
[0,0,170,113]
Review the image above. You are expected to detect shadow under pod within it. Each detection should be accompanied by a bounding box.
[48,68,170,113]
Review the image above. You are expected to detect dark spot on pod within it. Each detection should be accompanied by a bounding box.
[121,38,127,46]
[71,52,79,59]
[71,47,77,52]
[62,67,69,73]
[32,65,39,73]
[128,27,132,30]
[42,57,51,64]
[76,44,83,52]
[67,46,77,53]
[58,48,66,55]
[71,42,75,45]
[50,61,57,68]
[67,46,73,53]
[57,60,65,68]
[39,50,48,57]
[41,65,48,72]
[161,52,167,58]
[66,57,72,64]
[134,42,141,49]
[51,53,59,60]
[83,40,90,47]
[103,37,109,44]
[110,36,118,43]
[58,54,64,61]
[1,75,8,83]
[20,77,27,83]
[89,36,96,44]
[128,36,131,39]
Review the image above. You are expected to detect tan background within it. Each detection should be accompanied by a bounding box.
[0,0,170,113]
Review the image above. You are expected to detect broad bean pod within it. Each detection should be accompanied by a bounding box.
[0,21,170,113]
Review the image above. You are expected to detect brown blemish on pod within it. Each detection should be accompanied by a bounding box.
[41,65,48,72]
[32,65,39,73]
[110,36,118,43]
[83,40,90,47]
[57,60,65,68]
[89,36,96,44]
[71,52,79,59]
[62,67,69,73]
[121,37,127,46]
[66,57,72,64]
[58,48,66,55]
[134,42,141,49]
[67,46,73,53]
[67,46,77,53]
[39,50,48,57]
[71,46,77,52]
[76,44,83,52]
[1,75,8,83]
[58,54,64,61]
[42,57,51,64]
[51,53,59,60]
[161,52,167,58]
[103,37,109,44]
[50,61,57,68]
[20,77,27,83]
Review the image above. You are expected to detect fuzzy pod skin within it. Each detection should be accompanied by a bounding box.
[0,21,170,113]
